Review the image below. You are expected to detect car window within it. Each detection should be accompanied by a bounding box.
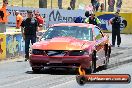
[41,26,93,41]
[94,27,103,40]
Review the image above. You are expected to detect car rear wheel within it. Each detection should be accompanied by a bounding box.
[32,67,41,73]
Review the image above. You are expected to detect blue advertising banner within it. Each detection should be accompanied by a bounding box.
[97,14,115,31]
[97,14,127,31]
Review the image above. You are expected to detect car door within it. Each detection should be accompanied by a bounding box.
[93,27,106,67]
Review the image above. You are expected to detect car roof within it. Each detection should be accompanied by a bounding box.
[50,23,96,29]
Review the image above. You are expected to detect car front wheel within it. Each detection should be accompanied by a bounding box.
[103,45,111,69]
[88,61,95,73]
[86,52,96,74]
[103,56,109,69]
[32,67,41,73]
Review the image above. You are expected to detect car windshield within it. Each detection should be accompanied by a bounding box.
[41,26,93,41]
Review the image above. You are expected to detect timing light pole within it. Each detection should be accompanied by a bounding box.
[51,0,52,9]
[22,0,23,7]
[105,0,107,11]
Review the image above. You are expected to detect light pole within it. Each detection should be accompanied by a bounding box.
[22,0,23,7]
[105,0,107,11]
[51,0,52,9]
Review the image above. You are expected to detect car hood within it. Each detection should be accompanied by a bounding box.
[32,37,93,50]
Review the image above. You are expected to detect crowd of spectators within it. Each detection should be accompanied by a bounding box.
[58,0,122,12]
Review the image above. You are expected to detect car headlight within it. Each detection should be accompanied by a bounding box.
[32,49,44,55]
[69,50,88,56]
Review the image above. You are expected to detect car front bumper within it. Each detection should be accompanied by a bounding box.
[30,55,91,68]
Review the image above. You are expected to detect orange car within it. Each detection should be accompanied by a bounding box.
[30,23,111,73]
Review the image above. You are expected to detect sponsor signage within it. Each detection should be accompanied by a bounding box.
[97,14,127,31]
[6,6,128,32]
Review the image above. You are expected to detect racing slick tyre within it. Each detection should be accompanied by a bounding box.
[103,45,111,69]
[32,67,41,73]
[103,55,109,69]
[88,51,96,73]
[108,46,111,59]
[88,61,95,74]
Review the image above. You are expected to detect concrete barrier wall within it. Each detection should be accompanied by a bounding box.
[0,30,46,60]
[6,32,25,59]
[0,32,25,60]
[0,33,6,59]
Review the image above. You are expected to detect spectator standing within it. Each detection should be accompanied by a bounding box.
[91,0,96,7]
[95,0,100,11]
[70,0,76,10]
[85,12,101,27]
[21,10,39,61]
[116,0,122,12]
[0,0,10,24]
[34,11,45,41]
[99,0,105,12]
[34,11,44,31]
[85,4,94,12]
[58,0,62,9]
[108,0,115,12]
[109,12,121,47]
[15,11,23,29]
[0,0,10,33]
[91,0,100,11]
[85,11,91,19]
[100,3,105,12]
[84,11,91,25]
